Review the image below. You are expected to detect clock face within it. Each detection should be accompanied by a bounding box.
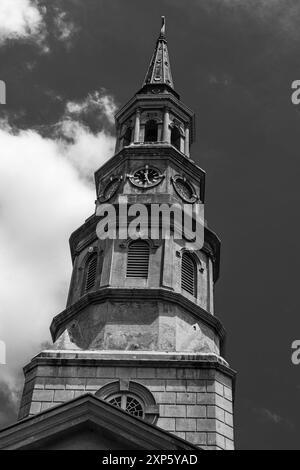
[129,166,164,188]
[99,177,122,202]
[172,176,197,203]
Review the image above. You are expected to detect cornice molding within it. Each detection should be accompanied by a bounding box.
[115,93,195,122]
[23,352,236,381]
[94,145,206,183]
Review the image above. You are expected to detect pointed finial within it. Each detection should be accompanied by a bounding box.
[160,16,166,39]
[142,16,174,89]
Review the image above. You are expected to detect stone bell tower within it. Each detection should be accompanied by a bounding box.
[17,18,235,450]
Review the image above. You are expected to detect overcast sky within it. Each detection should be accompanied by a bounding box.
[0,0,300,450]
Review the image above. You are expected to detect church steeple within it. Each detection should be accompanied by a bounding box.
[13,19,235,452]
[114,16,195,157]
[142,16,174,90]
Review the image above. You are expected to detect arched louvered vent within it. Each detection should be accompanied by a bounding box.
[85,254,97,292]
[181,252,197,297]
[126,240,150,278]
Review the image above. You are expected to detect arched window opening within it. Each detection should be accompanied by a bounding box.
[107,393,144,418]
[171,126,181,151]
[126,240,150,278]
[123,126,132,146]
[144,120,158,143]
[96,380,158,424]
[181,252,197,297]
[84,254,97,292]
[96,380,159,424]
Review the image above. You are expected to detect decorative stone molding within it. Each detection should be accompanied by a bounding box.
[119,237,160,251]
[97,174,123,202]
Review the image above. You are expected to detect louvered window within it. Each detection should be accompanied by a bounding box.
[181,252,197,297]
[126,240,150,278]
[85,254,97,292]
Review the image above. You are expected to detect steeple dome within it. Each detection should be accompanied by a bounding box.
[142,16,174,90]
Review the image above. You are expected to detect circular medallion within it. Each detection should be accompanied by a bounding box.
[128,165,164,189]
[98,176,122,202]
[172,175,198,203]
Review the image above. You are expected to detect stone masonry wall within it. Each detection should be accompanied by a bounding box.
[19,362,234,450]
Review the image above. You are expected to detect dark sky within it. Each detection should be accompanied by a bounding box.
[1,0,300,450]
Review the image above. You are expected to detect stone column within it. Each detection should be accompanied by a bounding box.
[208,257,214,315]
[184,125,190,157]
[114,123,120,153]
[134,108,141,143]
[162,107,170,143]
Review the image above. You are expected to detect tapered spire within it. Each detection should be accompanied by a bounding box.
[143,16,174,89]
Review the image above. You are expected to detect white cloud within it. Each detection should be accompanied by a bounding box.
[52,7,79,50]
[253,407,294,430]
[257,408,282,424]
[0,0,45,45]
[0,1,80,51]
[59,120,115,179]
[200,0,300,40]
[66,91,117,125]
[0,98,116,412]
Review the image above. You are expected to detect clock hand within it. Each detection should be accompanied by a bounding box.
[144,169,151,184]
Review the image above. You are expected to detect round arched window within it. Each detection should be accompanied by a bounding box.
[107,393,144,418]
[96,380,159,424]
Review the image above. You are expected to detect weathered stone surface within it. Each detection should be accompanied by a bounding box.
[160,405,186,417]
[225,438,235,450]
[96,367,116,378]
[166,379,186,391]
[176,392,196,404]
[215,395,233,414]
[153,392,176,403]
[196,419,216,432]
[186,405,206,418]
[65,378,86,390]
[18,352,235,450]
[60,300,220,355]
[176,418,197,432]
[41,402,56,411]
[156,417,175,431]
[85,378,112,390]
[53,390,75,402]
[196,393,215,405]
[29,402,41,414]
[207,432,225,448]
[224,412,233,427]
[186,380,206,392]
[207,406,225,422]
[216,421,234,440]
[32,390,54,402]
[186,432,207,445]
[206,380,224,396]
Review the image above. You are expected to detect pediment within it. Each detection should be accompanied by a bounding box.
[0,394,199,450]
